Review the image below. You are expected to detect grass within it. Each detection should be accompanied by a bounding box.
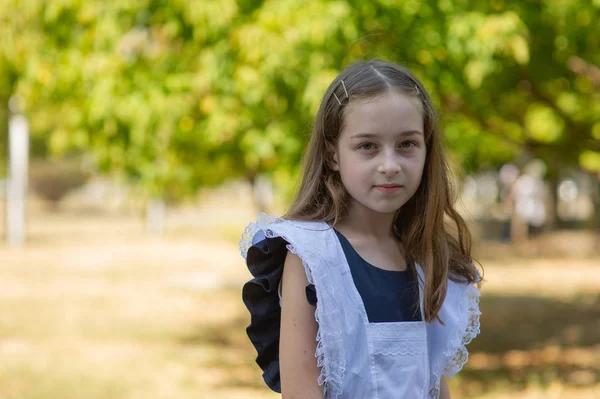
[0,196,598,398]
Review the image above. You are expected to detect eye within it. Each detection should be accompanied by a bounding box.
[398,141,417,149]
[358,142,377,151]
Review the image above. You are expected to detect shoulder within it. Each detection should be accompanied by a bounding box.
[446,264,481,311]
[240,213,330,259]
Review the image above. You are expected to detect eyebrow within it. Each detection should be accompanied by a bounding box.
[349,131,423,139]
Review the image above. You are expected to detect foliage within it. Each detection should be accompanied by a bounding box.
[0,0,598,201]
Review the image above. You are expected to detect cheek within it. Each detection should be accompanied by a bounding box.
[405,152,426,181]
[342,155,370,177]
[338,149,360,169]
[413,150,427,171]
[413,155,427,185]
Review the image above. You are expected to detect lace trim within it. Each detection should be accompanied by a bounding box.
[239,213,345,399]
[368,322,427,356]
[372,342,426,356]
[443,283,481,377]
[429,380,440,399]
[426,281,481,398]
[239,212,280,259]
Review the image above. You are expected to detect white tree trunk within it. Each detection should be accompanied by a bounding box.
[7,114,29,245]
[145,198,165,234]
[250,175,273,213]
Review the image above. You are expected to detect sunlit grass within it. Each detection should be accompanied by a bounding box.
[0,201,598,398]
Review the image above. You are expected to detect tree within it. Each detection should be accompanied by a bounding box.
[1,0,598,225]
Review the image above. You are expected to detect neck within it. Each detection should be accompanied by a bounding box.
[336,201,397,240]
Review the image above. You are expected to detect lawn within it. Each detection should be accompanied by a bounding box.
[0,196,598,399]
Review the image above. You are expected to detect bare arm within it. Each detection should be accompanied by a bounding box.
[439,376,451,399]
[279,251,323,399]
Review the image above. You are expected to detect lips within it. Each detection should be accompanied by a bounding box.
[376,184,402,188]
[374,184,403,194]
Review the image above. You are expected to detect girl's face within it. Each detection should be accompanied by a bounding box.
[331,91,426,216]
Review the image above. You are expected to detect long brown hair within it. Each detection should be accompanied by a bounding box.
[284,59,480,322]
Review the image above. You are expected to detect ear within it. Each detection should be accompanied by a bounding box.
[326,143,340,171]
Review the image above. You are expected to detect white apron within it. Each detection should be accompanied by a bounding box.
[240,213,481,399]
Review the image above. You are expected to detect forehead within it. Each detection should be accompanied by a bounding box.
[341,92,423,138]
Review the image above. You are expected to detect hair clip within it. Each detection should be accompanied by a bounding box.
[333,92,342,105]
[333,80,349,106]
[341,80,349,98]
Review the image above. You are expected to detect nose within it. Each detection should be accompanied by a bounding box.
[377,150,401,175]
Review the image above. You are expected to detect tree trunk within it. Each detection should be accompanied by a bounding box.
[510,208,528,247]
[592,171,600,233]
[248,175,272,214]
[509,151,532,248]
[145,198,165,234]
[545,165,560,231]
[0,97,9,177]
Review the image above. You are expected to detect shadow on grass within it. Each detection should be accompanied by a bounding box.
[474,293,600,353]
[178,307,267,390]
[457,293,600,396]
[180,313,250,349]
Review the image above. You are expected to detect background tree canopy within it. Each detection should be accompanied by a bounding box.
[1,0,599,204]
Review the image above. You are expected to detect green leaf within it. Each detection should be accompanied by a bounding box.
[525,104,564,143]
[580,151,600,172]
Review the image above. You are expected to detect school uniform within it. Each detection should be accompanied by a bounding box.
[241,213,481,399]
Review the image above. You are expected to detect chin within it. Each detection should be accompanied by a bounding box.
[374,207,402,215]
[365,203,403,215]
[349,195,405,215]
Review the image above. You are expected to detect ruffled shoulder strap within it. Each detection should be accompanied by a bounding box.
[239,213,347,397]
[240,213,330,283]
[421,266,481,398]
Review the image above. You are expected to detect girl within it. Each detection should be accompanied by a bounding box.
[240,59,482,399]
